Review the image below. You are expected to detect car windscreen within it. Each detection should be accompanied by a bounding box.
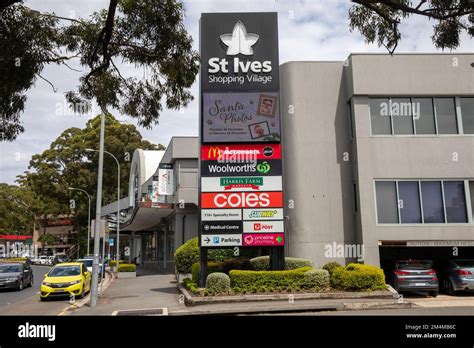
[48,266,80,277]
[397,262,431,270]
[454,260,474,268]
[0,265,21,273]
[79,260,93,267]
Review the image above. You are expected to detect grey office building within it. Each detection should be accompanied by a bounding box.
[104,53,474,272]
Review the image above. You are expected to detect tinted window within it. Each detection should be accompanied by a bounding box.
[460,98,474,134]
[454,260,474,268]
[435,98,458,134]
[421,181,445,223]
[48,266,81,277]
[414,98,436,134]
[375,181,399,223]
[391,98,414,134]
[370,98,392,135]
[443,181,467,223]
[398,262,432,270]
[398,181,422,223]
[0,265,22,273]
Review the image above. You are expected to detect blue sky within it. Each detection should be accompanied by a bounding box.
[0,0,472,184]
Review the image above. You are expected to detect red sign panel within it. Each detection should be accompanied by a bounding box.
[242,233,285,246]
[201,192,283,209]
[201,144,281,161]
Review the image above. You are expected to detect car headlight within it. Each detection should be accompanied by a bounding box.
[67,280,81,285]
[6,277,19,282]
[42,282,52,286]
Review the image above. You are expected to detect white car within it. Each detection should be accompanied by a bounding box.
[37,256,52,265]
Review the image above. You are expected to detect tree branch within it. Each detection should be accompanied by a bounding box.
[37,74,58,92]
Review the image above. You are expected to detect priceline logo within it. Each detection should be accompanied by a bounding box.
[18,322,56,341]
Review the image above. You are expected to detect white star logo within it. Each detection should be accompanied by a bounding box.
[220,21,259,56]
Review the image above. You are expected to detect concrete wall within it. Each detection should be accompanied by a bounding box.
[349,54,474,266]
[280,61,356,267]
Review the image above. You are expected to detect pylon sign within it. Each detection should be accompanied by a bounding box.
[199,12,284,249]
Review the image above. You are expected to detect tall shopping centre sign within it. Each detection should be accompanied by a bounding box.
[199,13,284,283]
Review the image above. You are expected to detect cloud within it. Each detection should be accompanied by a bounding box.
[1,0,472,184]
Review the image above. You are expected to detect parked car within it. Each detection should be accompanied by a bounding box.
[77,258,105,279]
[0,262,34,290]
[386,260,439,297]
[40,262,91,300]
[435,259,474,295]
[52,254,69,265]
[38,255,50,265]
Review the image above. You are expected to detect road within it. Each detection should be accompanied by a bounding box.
[0,265,50,310]
[0,265,75,315]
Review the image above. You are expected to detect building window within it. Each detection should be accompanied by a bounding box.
[152,175,159,181]
[391,98,414,135]
[398,181,422,223]
[369,97,474,136]
[414,98,436,134]
[420,181,445,223]
[375,180,470,224]
[443,181,468,223]
[460,97,474,134]
[435,97,458,134]
[375,181,399,223]
[370,98,392,135]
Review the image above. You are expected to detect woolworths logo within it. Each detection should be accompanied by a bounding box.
[256,161,270,174]
[221,177,263,190]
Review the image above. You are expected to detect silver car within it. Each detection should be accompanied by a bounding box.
[387,260,439,297]
[439,259,474,295]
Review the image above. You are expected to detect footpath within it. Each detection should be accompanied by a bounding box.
[68,274,411,316]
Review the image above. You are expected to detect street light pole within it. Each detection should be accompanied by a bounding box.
[85,148,120,282]
[89,112,106,307]
[68,188,91,256]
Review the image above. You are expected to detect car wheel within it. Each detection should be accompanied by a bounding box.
[29,276,34,287]
[429,291,438,297]
[17,279,23,291]
[79,285,85,299]
[444,279,455,296]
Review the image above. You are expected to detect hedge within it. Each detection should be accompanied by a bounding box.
[331,263,386,291]
[250,256,313,271]
[175,237,259,274]
[322,261,343,276]
[109,260,125,268]
[206,273,230,295]
[2,258,28,262]
[174,238,199,274]
[302,269,330,290]
[229,267,312,293]
[118,263,136,272]
[191,259,252,282]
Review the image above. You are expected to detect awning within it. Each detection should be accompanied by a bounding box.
[0,235,32,241]
[119,202,174,232]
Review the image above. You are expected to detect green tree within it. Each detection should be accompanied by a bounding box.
[38,233,57,248]
[17,114,162,242]
[1,0,199,141]
[349,0,474,54]
[0,183,37,235]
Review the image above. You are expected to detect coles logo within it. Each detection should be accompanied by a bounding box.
[201,191,283,209]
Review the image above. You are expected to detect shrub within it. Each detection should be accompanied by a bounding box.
[208,248,235,262]
[118,263,136,272]
[206,272,231,295]
[191,261,222,282]
[331,263,386,291]
[174,238,199,274]
[250,256,313,271]
[302,269,330,290]
[191,259,253,282]
[4,258,28,262]
[285,257,313,270]
[322,261,343,276]
[250,256,269,270]
[229,267,312,292]
[109,260,125,268]
[183,278,199,294]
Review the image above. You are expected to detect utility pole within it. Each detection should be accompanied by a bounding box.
[90,112,105,307]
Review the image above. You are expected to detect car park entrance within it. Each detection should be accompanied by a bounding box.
[379,244,474,296]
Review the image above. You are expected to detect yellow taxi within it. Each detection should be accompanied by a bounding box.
[40,262,91,300]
